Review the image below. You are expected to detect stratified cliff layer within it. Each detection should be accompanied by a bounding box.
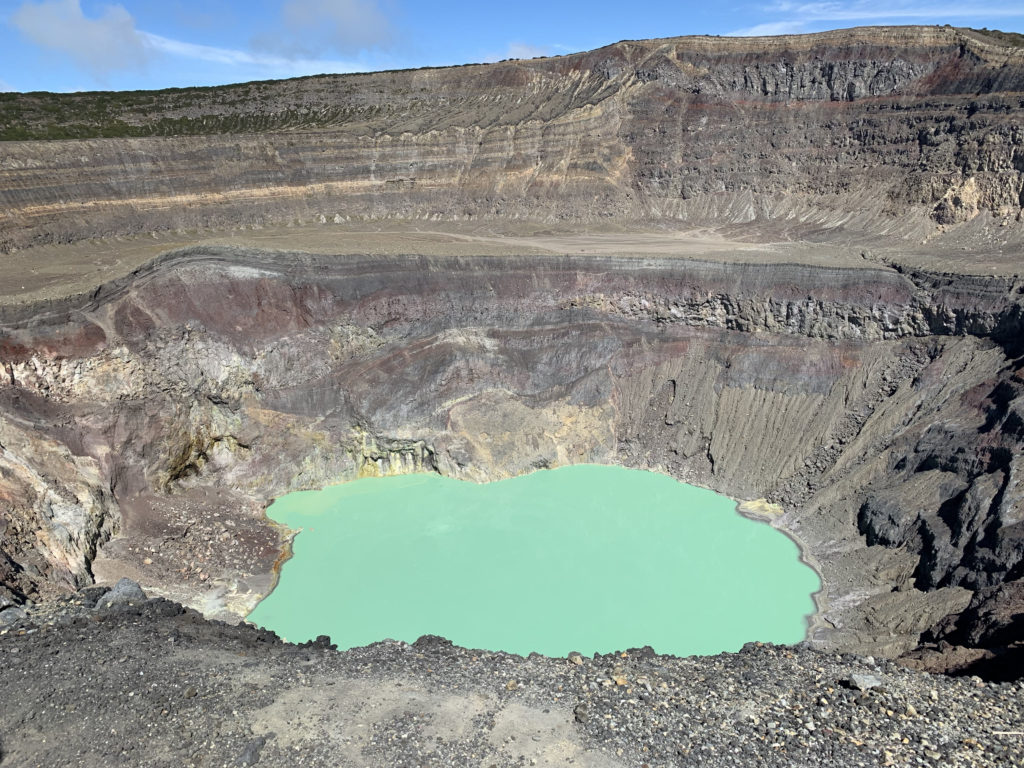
[0,26,1023,259]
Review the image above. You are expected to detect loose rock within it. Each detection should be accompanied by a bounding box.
[94,578,148,610]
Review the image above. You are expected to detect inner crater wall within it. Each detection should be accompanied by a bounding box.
[1,248,1022,672]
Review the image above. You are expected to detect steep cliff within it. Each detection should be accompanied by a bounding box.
[1,26,1023,256]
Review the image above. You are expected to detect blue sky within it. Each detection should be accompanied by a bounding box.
[1,0,1023,92]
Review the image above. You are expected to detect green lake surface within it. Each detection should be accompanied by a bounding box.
[247,464,819,657]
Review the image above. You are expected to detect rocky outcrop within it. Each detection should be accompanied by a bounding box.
[1,26,1023,252]
[0,410,115,599]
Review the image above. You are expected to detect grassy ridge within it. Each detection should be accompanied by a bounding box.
[974,28,1024,47]
[2,27,1022,141]
[0,80,357,140]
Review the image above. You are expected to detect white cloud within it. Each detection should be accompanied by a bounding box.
[729,21,809,35]
[9,0,374,86]
[729,2,1024,38]
[505,43,552,60]
[142,32,366,78]
[11,0,148,78]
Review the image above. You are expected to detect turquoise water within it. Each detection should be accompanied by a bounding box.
[247,465,819,656]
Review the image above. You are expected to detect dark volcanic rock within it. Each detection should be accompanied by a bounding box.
[930,578,1024,649]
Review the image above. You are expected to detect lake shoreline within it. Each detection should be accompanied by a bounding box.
[735,498,827,649]
[247,464,820,657]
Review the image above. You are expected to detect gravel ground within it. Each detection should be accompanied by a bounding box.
[0,588,1022,768]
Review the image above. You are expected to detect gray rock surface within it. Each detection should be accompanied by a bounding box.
[0,605,26,629]
[846,673,884,691]
[94,578,147,610]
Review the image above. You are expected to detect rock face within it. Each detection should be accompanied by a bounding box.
[1,26,1023,252]
[93,577,147,610]
[0,26,1023,677]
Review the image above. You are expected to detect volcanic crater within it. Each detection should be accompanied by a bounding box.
[1,26,1024,764]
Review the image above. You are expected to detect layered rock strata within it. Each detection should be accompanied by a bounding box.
[1,26,1023,255]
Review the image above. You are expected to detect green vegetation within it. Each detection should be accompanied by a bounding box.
[0,55,508,141]
[0,76,364,141]
[971,28,1024,47]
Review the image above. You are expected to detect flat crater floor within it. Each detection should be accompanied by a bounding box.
[248,465,819,656]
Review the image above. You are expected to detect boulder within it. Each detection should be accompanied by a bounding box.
[95,578,148,610]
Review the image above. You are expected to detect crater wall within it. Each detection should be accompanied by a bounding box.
[1,25,1024,678]
[1,247,1022,675]
[1,26,1023,253]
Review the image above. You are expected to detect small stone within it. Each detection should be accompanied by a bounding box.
[573,703,589,724]
[505,680,518,691]
[929,689,939,701]
[143,557,153,565]
[183,686,198,699]
[906,704,918,717]
[235,736,267,766]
